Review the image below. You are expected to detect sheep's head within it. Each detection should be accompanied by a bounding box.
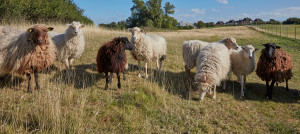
[262,43,280,58]
[28,24,54,45]
[241,45,259,59]
[127,27,143,44]
[119,36,133,50]
[193,75,213,101]
[225,36,239,50]
[67,21,85,36]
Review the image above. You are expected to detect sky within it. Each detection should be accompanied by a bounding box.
[73,0,300,24]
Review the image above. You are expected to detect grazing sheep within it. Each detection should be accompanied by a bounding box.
[193,41,238,101]
[49,21,85,76]
[96,36,133,90]
[229,45,259,97]
[256,43,293,99]
[0,25,56,92]
[182,37,238,81]
[128,27,167,78]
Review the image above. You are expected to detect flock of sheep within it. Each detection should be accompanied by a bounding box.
[0,22,293,100]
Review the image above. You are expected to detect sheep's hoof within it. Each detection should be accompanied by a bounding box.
[104,85,108,90]
[145,75,149,79]
[212,96,216,99]
[27,89,32,93]
[118,83,121,89]
[138,74,141,78]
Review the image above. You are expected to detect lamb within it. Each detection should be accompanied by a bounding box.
[49,21,85,76]
[182,37,238,81]
[0,24,56,92]
[256,43,293,99]
[193,41,239,101]
[229,45,259,97]
[96,36,133,90]
[128,27,167,78]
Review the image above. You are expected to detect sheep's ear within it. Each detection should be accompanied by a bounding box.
[127,28,132,32]
[275,45,281,49]
[140,29,144,33]
[262,43,268,47]
[27,28,33,33]
[81,24,86,28]
[48,27,54,31]
[241,46,245,50]
[255,48,259,51]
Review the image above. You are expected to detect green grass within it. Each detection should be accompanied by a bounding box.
[253,24,300,39]
[0,25,299,133]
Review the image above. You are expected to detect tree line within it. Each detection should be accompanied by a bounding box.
[0,0,93,24]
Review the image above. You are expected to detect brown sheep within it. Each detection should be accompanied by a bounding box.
[96,36,133,90]
[256,43,293,99]
[0,24,56,92]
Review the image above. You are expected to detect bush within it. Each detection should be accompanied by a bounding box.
[0,0,93,24]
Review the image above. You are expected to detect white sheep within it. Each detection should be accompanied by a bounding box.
[182,37,238,81]
[49,21,85,76]
[193,41,238,101]
[0,25,56,92]
[229,45,259,97]
[128,27,167,78]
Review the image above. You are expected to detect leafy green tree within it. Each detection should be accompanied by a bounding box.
[283,17,300,24]
[196,20,206,28]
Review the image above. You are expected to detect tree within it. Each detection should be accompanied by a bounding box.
[283,17,300,24]
[266,19,280,24]
[206,22,214,27]
[164,2,175,15]
[196,20,206,28]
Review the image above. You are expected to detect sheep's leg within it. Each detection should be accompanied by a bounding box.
[223,80,226,90]
[286,80,289,91]
[266,81,270,97]
[243,75,246,90]
[239,75,244,97]
[199,91,207,101]
[68,59,74,77]
[145,62,148,79]
[105,72,108,90]
[34,70,40,90]
[228,70,232,81]
[213,84,217,99]
[184,65,192,81]
[156,59,159,71]
[123,71,126,80]
[159,59,163,72]
[117,72,121,89]
[269,80,276,99]
[138,60,141,78]
[26,73,32,93]
[64,59,71,77]
[109,72,113,84]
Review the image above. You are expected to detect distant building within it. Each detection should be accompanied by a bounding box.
[215,21,224,26]
[253,18,264,24]
[225,19,237,25]
[238,17,253,25]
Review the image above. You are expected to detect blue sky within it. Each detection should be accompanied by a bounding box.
[73,0,300,24]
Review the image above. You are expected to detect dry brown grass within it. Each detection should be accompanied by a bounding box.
[0,23,299,133]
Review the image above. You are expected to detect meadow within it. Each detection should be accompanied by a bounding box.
[253,24,300,40]
[0,23,299,133]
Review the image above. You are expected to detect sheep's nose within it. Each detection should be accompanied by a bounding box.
[249,56,252,59]
[37,40,43,44]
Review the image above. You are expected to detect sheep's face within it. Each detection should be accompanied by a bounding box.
[119,36,133,50]
[263,43,280,58]
[28,25,54,45]
[198,83,211,100]
[128,27,143,44]
[225,37,239,50]
[68,21,85,36]
[242,45,259,59]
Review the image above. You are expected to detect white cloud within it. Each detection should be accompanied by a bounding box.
[257,7,300,18]
[216,0,228,4]
[192,8,206,14]
[211,8,219,12]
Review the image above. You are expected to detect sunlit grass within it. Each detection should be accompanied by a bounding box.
[0,23,299,133]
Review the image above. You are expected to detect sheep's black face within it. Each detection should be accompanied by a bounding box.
[28,25,54,45]
[120,37,133,51]
[263,43,281,58]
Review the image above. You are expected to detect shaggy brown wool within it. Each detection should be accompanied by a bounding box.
[96,37,127,73]
[256,48,293,83]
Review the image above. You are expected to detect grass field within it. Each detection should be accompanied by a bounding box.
[0,24,299,133]
[252,24,300,40]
